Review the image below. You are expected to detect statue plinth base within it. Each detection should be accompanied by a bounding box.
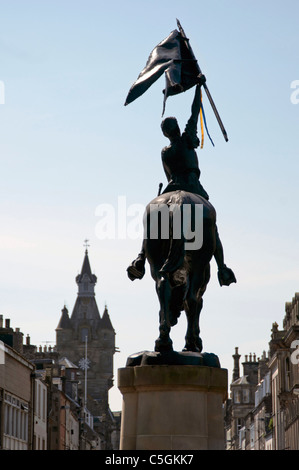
[118,351,228,450]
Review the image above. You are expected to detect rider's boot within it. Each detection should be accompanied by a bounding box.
[127,252,146,281]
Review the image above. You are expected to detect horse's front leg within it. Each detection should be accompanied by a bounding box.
[154,276,173,352]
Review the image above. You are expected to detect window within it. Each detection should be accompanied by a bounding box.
[4,393,29,443]
[234,389,242,403]
[12,408,16,437]
[250,424,255,449]
[286,357,291,390]
[4,405,10,435]
[38,383,41,417]
[243,389,250,403]
[43,388,46,421]
[81,328,88,342]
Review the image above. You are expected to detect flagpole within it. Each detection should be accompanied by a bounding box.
[176,19,229,142]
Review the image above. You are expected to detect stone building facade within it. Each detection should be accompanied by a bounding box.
[268,292,299,450]
[0,317,35,450]
[225,292,299,450]
[224,349,260,449]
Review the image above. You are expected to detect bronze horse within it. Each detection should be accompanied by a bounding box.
[142,189,217,353]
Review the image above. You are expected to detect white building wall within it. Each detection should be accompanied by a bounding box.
[34,378,47,450]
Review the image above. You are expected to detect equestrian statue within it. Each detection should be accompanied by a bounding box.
[124,22,236,354]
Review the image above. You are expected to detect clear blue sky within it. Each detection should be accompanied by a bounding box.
[1,0,299,411]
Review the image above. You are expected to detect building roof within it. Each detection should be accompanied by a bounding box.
[76,249,97,285]
[56,250,114,332]
[101,305,115,331]
[231,375,250,386]
[56,306,71,330]
[59,357,78,369]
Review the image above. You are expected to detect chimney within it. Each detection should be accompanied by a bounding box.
[232,347,241,382]
[242,352,259,385]
[26,335,30,346]
[13,327,24,354]
[258,350,269,382]
[0,315,3,328]
[5,319,10,328]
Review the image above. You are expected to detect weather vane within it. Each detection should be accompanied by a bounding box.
[84,239,90,251]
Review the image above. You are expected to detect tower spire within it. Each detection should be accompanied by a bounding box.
[76,242,97,297]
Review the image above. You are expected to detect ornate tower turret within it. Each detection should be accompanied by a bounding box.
[76,248,97,298]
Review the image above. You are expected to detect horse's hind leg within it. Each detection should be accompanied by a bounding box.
[183,296,203,352]
[183,266,210,352]
[154,276,173,352]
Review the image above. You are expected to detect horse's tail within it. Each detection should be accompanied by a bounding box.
[159,236,185,276]
[159,205,185,276]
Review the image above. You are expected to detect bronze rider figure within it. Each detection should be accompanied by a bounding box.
[127,75,236,287]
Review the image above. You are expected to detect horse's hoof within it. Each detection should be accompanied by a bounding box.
[218,265,236,286]
[127,264,145,281]
[183,339,203,353]
[155,337,173,353]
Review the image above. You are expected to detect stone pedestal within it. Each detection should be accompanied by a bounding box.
[118,358,228,450]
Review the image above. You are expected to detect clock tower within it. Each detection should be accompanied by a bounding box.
[55,246,115,443]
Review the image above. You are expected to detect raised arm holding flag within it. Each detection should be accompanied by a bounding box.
[125,20,228,143]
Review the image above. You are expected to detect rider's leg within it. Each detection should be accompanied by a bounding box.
[214,226,237,286]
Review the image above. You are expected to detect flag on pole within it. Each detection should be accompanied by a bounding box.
[124,29,200,114]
